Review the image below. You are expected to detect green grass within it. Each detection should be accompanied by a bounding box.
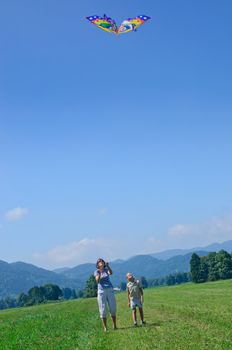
[1,280,232,349]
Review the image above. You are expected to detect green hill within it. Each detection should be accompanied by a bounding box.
[0,280,232,349]
[0,261,81,298]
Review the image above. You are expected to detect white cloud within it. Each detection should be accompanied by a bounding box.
[32,238,128,269]
[5,207,28,221]
[168,224,191,237]
[33,239,96,265]
[167,214,232,247]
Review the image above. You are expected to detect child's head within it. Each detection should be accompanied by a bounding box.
[126,272,134,282]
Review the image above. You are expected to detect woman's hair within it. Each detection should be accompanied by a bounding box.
[96,258,106,268]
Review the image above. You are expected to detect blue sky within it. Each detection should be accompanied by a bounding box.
[1,0,232,268]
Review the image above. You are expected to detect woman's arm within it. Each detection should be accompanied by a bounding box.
[95,270,101,283]
[106,262,113,275]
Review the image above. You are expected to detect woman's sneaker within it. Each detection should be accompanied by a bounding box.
[141,321,146,326]
[134,322,138,326]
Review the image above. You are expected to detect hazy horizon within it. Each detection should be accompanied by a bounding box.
[1,238,232,270]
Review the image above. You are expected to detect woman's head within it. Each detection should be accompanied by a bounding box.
[96,258,106,269]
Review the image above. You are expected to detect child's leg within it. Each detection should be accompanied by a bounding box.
[138,307,144,322]
[132,308,137,324]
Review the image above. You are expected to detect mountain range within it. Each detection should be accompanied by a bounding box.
[57,251,208,287]
[1,240,232,299]
[150,240,232,260]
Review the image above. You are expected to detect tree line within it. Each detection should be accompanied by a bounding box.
[190,250,232,283]
[84,272,192,298]
[147,272,191,287]
[0,284,81,310]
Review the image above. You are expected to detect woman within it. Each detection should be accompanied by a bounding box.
[94,258,117,331]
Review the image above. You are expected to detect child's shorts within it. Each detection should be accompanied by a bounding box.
[130,298,142,309]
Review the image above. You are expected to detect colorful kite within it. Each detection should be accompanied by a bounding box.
[86,14,151,35]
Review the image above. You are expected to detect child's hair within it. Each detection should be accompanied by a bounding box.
[96,258,106,268]
[126,272,134,280]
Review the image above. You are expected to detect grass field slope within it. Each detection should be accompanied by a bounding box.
[0,280,232,350]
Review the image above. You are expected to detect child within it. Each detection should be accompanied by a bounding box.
[126,272,145,326]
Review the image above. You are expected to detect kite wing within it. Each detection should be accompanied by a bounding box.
[86,15,118,34]
[118,15,151,34]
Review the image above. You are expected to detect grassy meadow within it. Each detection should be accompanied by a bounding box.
[0,280,232,349]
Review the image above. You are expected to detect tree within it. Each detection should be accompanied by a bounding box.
[76,289,84,298]
[17,292,28,307]
[27,286,45,305]
[190,253,202,283]
[119,282,127,291]
[84,275,97,298]
[166,274,176,286]
[158,276,166,286]
[4,297,16,309]
[43,284,62,301]
[150,278,160,287]
[216,250,232,279]
[140,276,148,289]
[62,288,77,300]
[199,256,208,282]
[62,288,72,300]
[207,252,219,281]
[0,299,7,310]
[71,289,77,299]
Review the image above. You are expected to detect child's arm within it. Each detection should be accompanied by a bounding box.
[139,284,144,303]
[127,289,131,307]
